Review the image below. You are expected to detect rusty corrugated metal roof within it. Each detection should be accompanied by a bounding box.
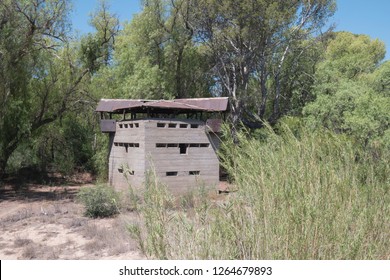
[96,99,146,112]
[96,97,229,113]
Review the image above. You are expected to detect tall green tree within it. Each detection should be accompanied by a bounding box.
[0,0,72,175]
[0,0,118,176]
[100,0,212,100]
[192,0,336,125]
[304,32,390,147]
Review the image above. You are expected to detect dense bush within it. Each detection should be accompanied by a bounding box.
[77,185,120,218]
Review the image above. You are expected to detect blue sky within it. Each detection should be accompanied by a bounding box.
[71,0,390,60]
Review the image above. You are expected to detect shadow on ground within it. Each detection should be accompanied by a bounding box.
[0,169,95,202]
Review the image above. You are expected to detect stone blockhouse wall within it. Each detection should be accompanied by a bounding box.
[108,118,220,193]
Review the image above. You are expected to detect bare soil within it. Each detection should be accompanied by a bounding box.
[0,172,145,260]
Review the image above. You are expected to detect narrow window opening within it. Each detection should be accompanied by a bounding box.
[166,171,178,176]
[168,123,177,128]
[135,123,139,128]
[189,171,200,175]
[167,143,178,147]
[180,124,188,128]
[157,123,166,128]
[156,143,166,148]
[200,143,209,147]
[179,143,188,154]
[124,124,128,128]
[189,144,200,147]
[129,124,133,128]
[134,143,139,148]
[114,143,118,146]
[119,124,123,128]
[190,124,199,128]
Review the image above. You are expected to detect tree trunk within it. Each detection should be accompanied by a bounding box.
[272,45,289,123]
[259,69,268,119]
[175,47,184,98]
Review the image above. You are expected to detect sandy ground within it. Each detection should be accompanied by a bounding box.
[0,173,145,260]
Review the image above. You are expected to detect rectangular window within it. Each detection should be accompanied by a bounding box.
[129,124,133,128]
[189,144,200,147]
[119,124,123,128]
[166,171,178,176]
[156,143,166,148]
[157,123,166,128]
[135,123,139,128]
[124,124,128,128]
[180,124,188,128]
[167,143,178,147]
[114,142,139,148]
[190,124,199,128]
[200,144,209,147]
[189,171,200,175]
[179,143,188,154]
[168,123,177,128]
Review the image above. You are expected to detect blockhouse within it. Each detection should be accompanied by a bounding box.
[96,97,228,193]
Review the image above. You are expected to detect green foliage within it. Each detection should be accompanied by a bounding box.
[100,0,212,100]
[140,170,174,259]
[0,0,70,174]
[79,1,119,73]
[304,32,390,148]
[0,0,120,176]
[191,0,336,123]
[91,133,109,180]
[77,185,120,218]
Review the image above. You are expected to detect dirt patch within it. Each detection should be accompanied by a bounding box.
[0,175,145,260]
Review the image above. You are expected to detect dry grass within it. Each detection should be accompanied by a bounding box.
[13,236,33,247]
[21,243,38,259]
[82,218,137,256]
[3,207,34,223]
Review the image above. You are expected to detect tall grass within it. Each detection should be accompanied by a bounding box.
[128,123,390,259]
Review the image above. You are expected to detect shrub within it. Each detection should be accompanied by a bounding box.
[77,185,119,218]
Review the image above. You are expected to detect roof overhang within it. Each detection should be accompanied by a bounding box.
[96,97,229,114]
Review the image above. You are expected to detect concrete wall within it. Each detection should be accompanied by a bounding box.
[109,120,145,191]
[108,118,220,194]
